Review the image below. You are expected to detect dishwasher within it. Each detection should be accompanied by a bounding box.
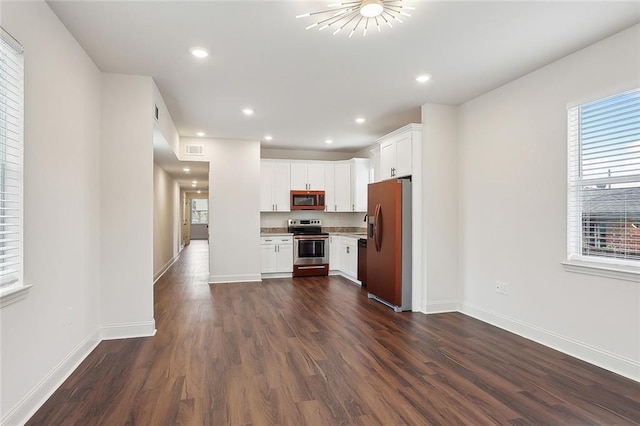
[357,238,367,287]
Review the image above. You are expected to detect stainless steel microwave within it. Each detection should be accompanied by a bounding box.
[291,190,325,210]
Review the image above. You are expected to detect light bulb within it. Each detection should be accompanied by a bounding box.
[360,0,383,18]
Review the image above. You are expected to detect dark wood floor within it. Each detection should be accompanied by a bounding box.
[28,240,640,425]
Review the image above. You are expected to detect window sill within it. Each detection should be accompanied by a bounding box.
[561,260,639,283]
[0,284,32,308]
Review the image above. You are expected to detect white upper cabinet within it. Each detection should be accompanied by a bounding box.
[261,157,369,213]
[377,123,422,181]
[333,161,351,212]
[260,160,290,212]
[323,162,335,212]
[351,158,370,212]
[324,158,369,212]
[290,161,325,190]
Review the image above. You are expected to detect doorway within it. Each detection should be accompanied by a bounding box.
[189,197,209,240]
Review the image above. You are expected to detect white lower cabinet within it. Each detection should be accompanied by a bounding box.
[261,236,293,273]
[329,235,341,270]
[339,237,358,279]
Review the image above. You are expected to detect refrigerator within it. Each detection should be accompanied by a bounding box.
[366,178,412,312]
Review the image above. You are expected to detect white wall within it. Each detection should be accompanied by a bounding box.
[0,1,102,423]
[153,81,180,157]
[153,163,180,280]
[101,74,155,338]
[421,104,460,313]
[261,148,354,161]
[458,24,640,380]
[182,137,262,283]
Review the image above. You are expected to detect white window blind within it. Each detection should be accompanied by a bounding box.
[0,27,24,291]
[567,89,640,265]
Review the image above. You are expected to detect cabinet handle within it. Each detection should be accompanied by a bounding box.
[352,204,354,211]
[334,204,337,211]
[346,246,350,254]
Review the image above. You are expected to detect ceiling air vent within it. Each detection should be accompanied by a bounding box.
[185,144,204,156]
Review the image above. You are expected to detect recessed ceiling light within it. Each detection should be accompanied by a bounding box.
[416,74,431,83]
[183,168,191,173]
[192,180,197,184]
[355,117,366,124]
[242,108,254,116]
[191,184,197,187]
[197,190,202,194]
[325,139,333,144]
[264,135,273,141]
[196,131,205,137]
[189,47,209,58]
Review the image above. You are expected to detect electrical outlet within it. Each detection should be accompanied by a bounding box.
[495,282,502,293]
[495,281,508,295]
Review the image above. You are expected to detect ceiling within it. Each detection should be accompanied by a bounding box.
[48,0,639,166]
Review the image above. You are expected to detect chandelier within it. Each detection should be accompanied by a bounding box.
[296,0,414,37]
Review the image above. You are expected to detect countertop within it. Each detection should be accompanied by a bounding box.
[329,232,367,239]
[260,227,366,239]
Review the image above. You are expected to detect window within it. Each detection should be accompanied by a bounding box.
[567,89,640,275]
[190,198,208,224]
[0,27,27,307]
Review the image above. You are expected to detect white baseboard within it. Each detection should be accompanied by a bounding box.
[208,274,262,284]
[328,270,362,286]
[261,272,292,279]
[101,320,156,340]
[153,253,180,284]
[460,302,640,382]
[425,300,460,314]
[1,330,101,426]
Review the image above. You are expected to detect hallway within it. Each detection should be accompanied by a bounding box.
[27,241,640,424]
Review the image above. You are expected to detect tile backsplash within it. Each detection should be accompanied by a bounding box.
[260,211,368,228]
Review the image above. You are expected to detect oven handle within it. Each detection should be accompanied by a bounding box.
[296,265,327,270]
[293,235,329,240]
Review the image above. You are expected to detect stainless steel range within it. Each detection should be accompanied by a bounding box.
[288,219,329,277]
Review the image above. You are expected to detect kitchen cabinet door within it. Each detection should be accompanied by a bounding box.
[306,163,325,190]
[260,161,275,212]
[272,162,291,211]
[290,162,308,190]
[290,161,325,190]
[377,124,422,181]
[276,243,293,273]
[351,158,370,212]
[379,140,396,181]
[340,237,358,278]
[334,161,351,212]
[324,163,335,212]
[329,235,340,270]
[261,160,290,212]
[261,244,277,273]
[394,135,412,178]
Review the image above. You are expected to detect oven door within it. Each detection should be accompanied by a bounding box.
[293,235,329,265]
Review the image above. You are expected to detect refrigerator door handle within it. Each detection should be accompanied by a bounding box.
[374,203,382,252]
